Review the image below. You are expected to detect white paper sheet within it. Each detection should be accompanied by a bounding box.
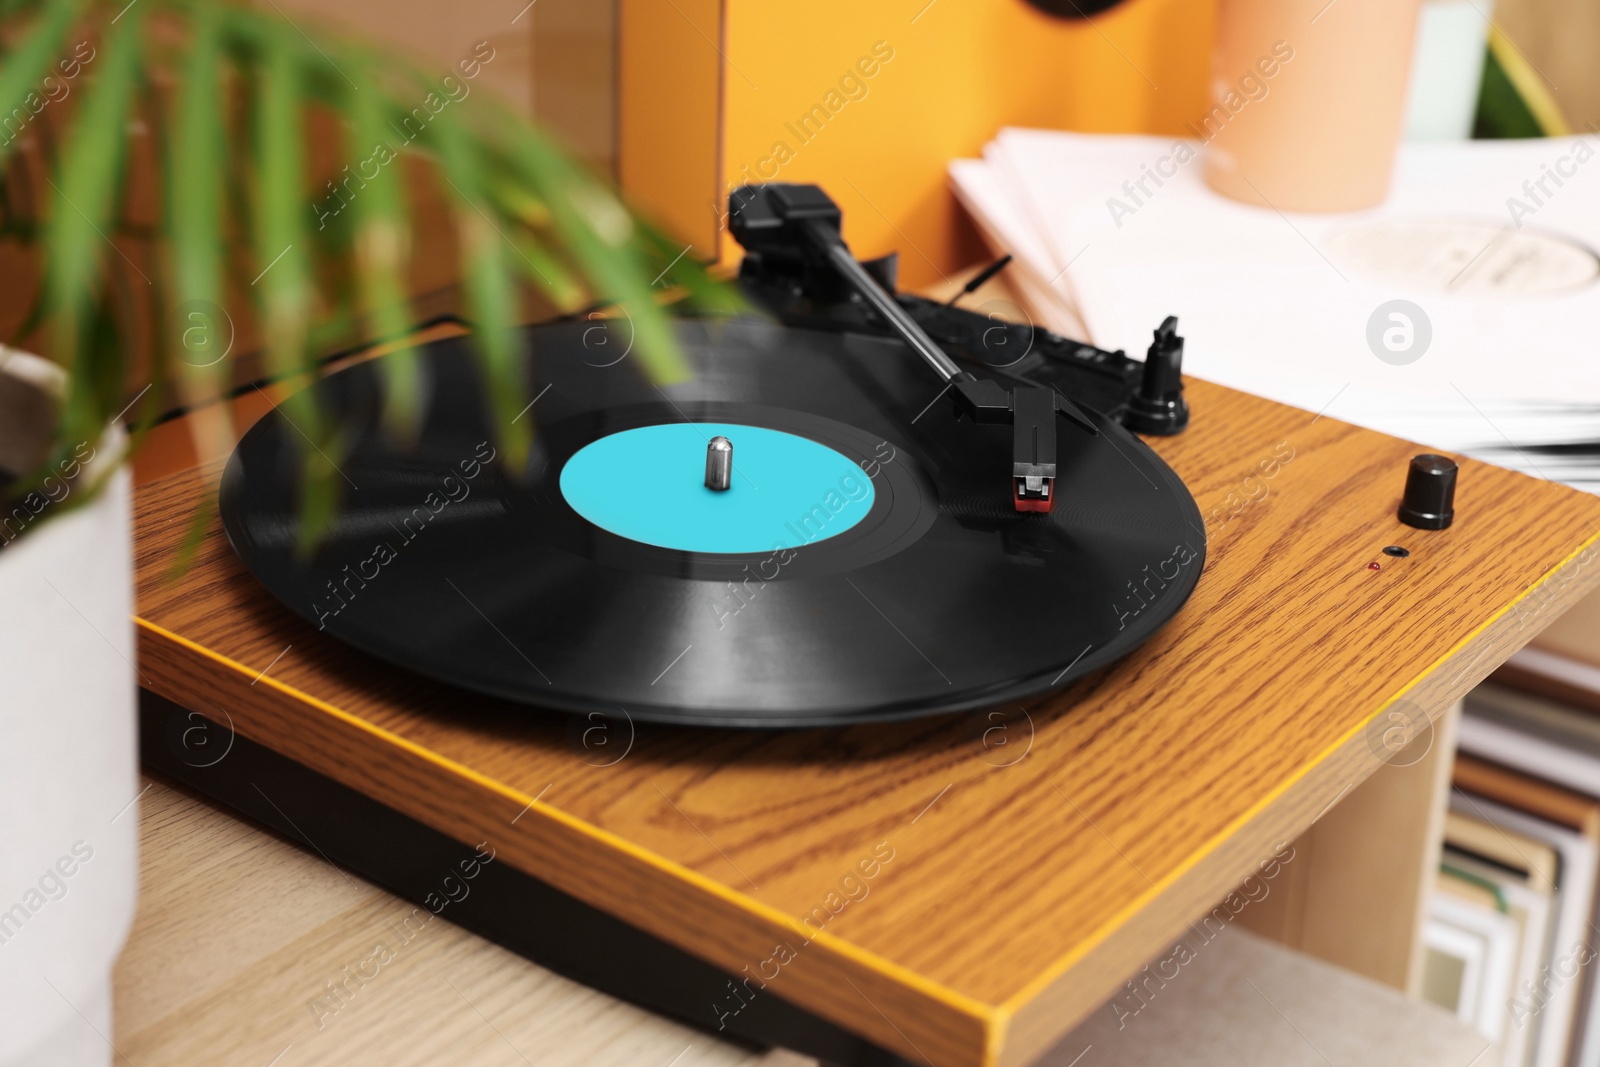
[952,130,1600,486]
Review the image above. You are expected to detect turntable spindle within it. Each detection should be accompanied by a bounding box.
[705,436,733,491]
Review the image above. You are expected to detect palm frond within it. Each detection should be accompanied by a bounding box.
[348,53,422,442]
[0,0,739,556]
[43,2,140,453]
[490,114,693,387]
[251,20,337,551]
[0,0,83,172]
[167,0,233,473]
[430,100,529,467]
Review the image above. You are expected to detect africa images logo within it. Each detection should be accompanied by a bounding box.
[309,442,496,629]
[1113,542,1201,631]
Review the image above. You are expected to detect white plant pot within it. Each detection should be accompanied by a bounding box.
[0,351,138,1067]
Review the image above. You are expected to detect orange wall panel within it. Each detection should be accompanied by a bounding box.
[621,0,1217,287]
[618,0,725,256]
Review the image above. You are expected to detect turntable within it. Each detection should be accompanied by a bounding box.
[218,183,1203,728]
[133,184,1600,1066]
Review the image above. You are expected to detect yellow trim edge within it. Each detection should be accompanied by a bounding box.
[134,616,999,1030]
[995,526,1600,1020]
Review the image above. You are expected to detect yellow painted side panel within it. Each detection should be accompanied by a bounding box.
[720,0,1216,287]
[617,0,1217,285]
[618,0,724,255]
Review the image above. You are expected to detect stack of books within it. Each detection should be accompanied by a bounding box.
[1431,741,1599,1067]
[1415,679,1600,1067]
[949,130,1600,490]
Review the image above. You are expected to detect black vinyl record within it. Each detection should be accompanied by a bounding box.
[220,317,1206,728]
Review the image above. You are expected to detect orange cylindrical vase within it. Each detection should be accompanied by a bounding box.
[1204,0,1424,212]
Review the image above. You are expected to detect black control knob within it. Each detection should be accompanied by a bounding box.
[1123,316,1190,435]
[1398,453,1457,530]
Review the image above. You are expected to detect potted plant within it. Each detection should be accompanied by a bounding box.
[0,2,731,1062]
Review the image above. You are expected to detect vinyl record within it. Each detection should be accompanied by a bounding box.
[220,316,1206,727]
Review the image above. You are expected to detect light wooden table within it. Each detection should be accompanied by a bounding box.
[114,771,810,1067]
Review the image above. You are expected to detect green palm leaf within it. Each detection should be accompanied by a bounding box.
[429,101,529,466]
[0,0,82,170]
[348,54,422,441]
[495,119,691,386]
[0,0,739,558]
[42,2,139,453]
[251,22,335,551]
[167,2,233,469]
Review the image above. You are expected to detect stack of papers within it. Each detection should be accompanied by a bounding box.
[951,130,1600,489]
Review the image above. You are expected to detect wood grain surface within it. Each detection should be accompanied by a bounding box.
[132,350,1600,1067]
[1235,705,1460,998]
[114,773,809,1067]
